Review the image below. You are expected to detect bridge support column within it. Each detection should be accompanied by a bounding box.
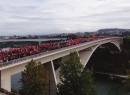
[44,61,57,95]
[78,45,98,67]
[111,40,122,51]
[78,47,93,66]
[1,69,11,91]
[55,55,70,85]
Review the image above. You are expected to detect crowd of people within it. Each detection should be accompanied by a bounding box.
[0,36,115,64]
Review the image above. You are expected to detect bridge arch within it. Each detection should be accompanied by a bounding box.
[78,42,121,67]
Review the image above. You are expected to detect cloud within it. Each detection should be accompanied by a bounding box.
[0,0,130,35]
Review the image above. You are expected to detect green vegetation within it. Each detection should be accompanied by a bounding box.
[57,52,96,95]
[119,38,130,91]
[19,60,49,95]
[87,38,130,75]
[122,61,130,90]
[125,36,130,39]
[123,70,130,90]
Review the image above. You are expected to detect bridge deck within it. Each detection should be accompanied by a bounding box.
[0,37,122,69]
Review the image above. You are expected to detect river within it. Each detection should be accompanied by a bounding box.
[11,73,130,95]
[94,74,130,95]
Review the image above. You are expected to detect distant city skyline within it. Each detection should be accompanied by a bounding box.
[0,0,130,36]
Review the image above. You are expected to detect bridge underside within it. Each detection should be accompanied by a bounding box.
[78,42,120,67]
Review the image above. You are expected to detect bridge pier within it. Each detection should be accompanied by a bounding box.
[111,41,121,51]
[44,61,57,95]
[0,63,27,92]
[78,45,98,67]
[78,48,92,66]
[55,54,71,85]
[1,69,11,91]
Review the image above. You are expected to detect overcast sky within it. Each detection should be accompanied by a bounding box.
[0,0,130,36]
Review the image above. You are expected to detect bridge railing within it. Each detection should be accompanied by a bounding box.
[0,37,121,67]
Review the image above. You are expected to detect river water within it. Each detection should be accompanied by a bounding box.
[94,75,130,95]
[11,73,130,95]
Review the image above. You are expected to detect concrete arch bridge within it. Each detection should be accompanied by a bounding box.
[0,37,122,94]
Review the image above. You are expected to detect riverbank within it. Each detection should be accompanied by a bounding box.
[94,72,128,80]
[94,73,130,95]
[11,72,130,95]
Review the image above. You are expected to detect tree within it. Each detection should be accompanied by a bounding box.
[122,61,130,90]
[19,60,49,95]
[57,52,96,95]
